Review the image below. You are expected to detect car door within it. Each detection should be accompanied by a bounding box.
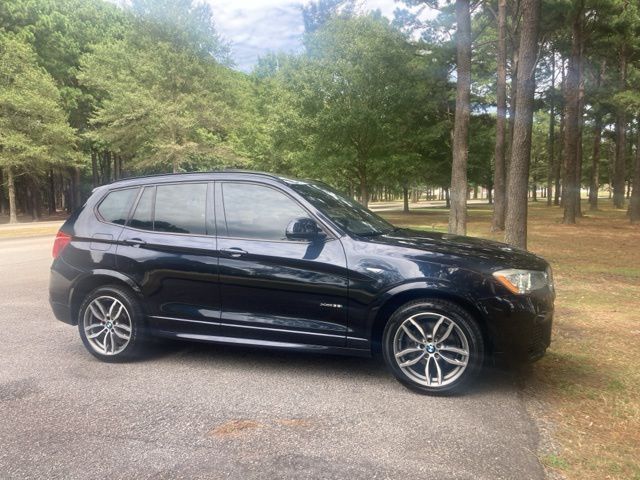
[216,181,349,347]
[116,182,221,334]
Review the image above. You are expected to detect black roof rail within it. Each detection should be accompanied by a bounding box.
[104,169,287,186]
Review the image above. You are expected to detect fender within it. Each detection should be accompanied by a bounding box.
[69,268,142,312]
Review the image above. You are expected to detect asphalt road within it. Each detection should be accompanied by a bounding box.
[0,235,544,480]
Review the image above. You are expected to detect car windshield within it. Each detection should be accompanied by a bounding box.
[290,181,396,236]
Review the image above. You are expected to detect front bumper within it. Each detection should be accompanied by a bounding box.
[480,289,554,362]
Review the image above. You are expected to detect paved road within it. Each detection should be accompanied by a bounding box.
[0,235,544,479]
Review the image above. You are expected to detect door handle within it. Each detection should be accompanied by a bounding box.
[127,238,147,248]
[220,247,248,258]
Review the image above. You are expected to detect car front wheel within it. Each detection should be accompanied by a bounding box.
[77,285,144,362]
[382,298,484,394]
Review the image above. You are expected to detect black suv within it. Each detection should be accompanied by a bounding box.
[49,171,554,394]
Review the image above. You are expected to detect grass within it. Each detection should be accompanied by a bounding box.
[376,198,640,480]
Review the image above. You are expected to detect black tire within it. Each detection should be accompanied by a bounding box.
[77,285,145,362]
[382,298,484,395]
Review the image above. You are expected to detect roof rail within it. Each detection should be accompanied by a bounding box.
[106,169,286,186]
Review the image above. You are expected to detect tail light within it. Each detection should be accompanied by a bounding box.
[52,231,72,259]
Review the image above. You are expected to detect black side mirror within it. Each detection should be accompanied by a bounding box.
[286,217,321,241]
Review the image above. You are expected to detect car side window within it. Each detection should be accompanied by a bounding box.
[154,183,208,235]
[221,183,308,241]
[97,188,138,225]
[129,186,155,231]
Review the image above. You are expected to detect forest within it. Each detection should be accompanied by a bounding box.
[1,0,640,248]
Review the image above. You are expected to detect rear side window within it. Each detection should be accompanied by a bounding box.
[129,186,154,231]
[127,183,208,235]
[154,184,207,234]
[97,188,138,225]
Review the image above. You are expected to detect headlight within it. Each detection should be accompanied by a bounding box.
[492,268,551,294]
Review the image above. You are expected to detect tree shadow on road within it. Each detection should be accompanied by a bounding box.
[144,339,532,397]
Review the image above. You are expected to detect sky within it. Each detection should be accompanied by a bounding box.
[207,0,422,72]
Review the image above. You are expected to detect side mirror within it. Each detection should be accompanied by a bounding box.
[286,217,321,241]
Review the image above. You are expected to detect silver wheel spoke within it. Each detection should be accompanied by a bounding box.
[112,327,129,340]
[439,345,468,356]
[401,324,424,344]
[85,323,104,332]
[395,347,422,358]
[94,300,108,320]
[431,315,445,340]
[439,354,467,366]
[424,356,432,386]
[111,303,125,321]
[398,352,425,367]
[113,323,131,333]
[89,304,105,322]
[408,317,427,342]
[436,322,455,343]
[433,357,442,385]
[87,328,106,339]
[109,331,116,353]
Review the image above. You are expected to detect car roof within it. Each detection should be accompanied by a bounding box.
[99,170,301,190]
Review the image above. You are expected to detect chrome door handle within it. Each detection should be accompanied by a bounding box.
[220,247,248,258]
[127,238,147,248]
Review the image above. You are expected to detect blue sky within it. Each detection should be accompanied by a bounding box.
[208,0,422,72]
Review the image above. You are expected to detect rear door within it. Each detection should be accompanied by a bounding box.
[116,182,221,333]
[215,181,349,347]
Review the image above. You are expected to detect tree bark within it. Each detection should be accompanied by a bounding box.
[561,3,583,225]
[449,0,471,235]
[504,0,541,249]
[575,54,585,218]
[589,61,605,211]
[554,60,566,206]
[614,47,627,209]
[491,0,508,231]
[91,150,99,187]
[403,186,409,213]
[6,166,18,224]
[546,50,556,207]
[589,115,602,211]
[631,123,640,223]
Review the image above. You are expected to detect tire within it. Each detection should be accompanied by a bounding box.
[77,285,145,362]
[382,298,484,395]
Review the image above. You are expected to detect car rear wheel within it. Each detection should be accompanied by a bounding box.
[78,285,144,362]
[382,298,484,394]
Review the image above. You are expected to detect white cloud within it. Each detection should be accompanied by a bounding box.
[208,0,427,72]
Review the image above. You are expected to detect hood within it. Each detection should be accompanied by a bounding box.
[367,228,548,272]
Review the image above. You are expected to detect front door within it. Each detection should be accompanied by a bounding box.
[216,181,349,347]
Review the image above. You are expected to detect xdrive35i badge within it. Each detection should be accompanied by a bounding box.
[320,303,343,309]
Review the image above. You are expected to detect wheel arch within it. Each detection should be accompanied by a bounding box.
[69,270,142,325]
[369,286,491,356]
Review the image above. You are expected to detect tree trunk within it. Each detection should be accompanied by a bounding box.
[444,187,450,208]
[561,3,583,225]
[491,0,508,231]
[504,0,541,249]
[589,61,605,211]
[546,50,556,207]
[74,167,82,210]
[91,150,99,187]
[0,168,5,216]
[449,0,471,235]
[403,186,409,213]
[575,55,585,219]
[589,114,602,211]
[630,121,640,222]
[554,60,566,206]
[6,166,18,224]
[614,47,627,209]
